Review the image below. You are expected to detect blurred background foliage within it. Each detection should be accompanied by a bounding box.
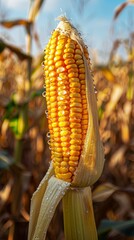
[0,0,134,239]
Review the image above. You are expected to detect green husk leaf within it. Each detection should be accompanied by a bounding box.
[63,186,97,240]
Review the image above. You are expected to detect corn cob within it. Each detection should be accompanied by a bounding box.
[44,26,91,183]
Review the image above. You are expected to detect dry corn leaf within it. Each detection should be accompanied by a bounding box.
[113,0,134,20]
[114,2,128,20]
[109,40,121,62]
[93,183,119,202]
[0,19,31,28]
[121,122,130,143]
[105,84,123,117]
[0,39,32,60]
[0,180,13,211]
[109,145,127,168]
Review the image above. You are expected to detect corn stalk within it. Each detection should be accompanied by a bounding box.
[10,1,45,238]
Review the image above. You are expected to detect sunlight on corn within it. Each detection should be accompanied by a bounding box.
[28,16,104,240]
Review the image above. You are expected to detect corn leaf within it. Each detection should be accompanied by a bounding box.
[0,39,32,60]
[93,183,119,202]
[113,0,134,20]
[98,219,134,237]
[0,19,31,28]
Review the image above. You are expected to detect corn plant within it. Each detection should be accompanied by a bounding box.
[28,16,104,240]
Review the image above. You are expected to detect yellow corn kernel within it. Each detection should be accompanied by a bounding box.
[64,59,75,65]
[57,172,72,179]
[69,161,78,167]
[70,145,81,151]
[69,166,76,173]
[75,49,82,54]
[55,60,64,68]
[60,130,70,136]
[76,59,84,65]
[74,54,82,60]
[61,161,69,167]
[60,167,69,174]
[69,156,79,161]
[64,48,75,53]
[63,53,74,59]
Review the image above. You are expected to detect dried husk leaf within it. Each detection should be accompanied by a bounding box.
[30,175,70,240]
[28,162,54,240]
[72,56,104,187]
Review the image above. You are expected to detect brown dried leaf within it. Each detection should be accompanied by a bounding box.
[0,39,32,60]
[109,40,121,61]
[109,145,127,168]
[93,183,119,202]
[114,2,128,20]
[0,180,13,211]
[105,84,123,117]
[114,0,134,20]
[0,19,32,28]
[121,122,130,143]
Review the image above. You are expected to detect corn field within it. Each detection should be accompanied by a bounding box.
[0,1,134,240]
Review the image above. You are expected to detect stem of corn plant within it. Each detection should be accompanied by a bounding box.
[62,186,98,240]
[14,138,23,164]
[10,11,33,240]
[26,23,32,90]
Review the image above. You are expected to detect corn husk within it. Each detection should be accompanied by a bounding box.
[28,163,70,240]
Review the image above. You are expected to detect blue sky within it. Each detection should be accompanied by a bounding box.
[1,0,134,63]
